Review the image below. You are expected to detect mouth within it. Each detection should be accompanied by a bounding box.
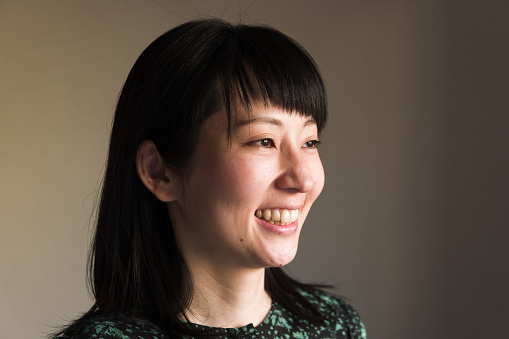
[254,208,299,226]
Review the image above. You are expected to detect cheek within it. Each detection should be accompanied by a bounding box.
[314,160,325,198]
[218,156,275,205]
[198,153,275,210]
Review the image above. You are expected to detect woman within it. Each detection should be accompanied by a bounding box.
[54,19,366,339]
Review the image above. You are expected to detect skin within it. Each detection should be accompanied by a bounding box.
[137,104,325,327]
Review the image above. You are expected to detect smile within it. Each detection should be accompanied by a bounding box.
[254,209,299,225]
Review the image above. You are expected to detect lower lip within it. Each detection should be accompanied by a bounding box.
[256,217,299,235]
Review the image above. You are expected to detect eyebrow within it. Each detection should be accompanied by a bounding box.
[234,116,316,128]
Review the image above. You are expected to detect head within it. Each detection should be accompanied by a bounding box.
[91,18,327,321]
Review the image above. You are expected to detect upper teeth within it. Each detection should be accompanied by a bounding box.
[255,209,298,225]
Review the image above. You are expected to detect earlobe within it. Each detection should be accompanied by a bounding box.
[136,140,179,202]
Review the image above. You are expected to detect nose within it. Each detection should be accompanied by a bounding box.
[276,149,315,193]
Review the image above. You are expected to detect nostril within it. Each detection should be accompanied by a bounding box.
[276,169,314,193]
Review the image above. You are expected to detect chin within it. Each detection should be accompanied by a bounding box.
[262,242,299,268]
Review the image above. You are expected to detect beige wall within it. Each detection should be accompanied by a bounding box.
[1,1,508,338]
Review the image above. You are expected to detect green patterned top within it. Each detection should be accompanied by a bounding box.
[61,289,366,338]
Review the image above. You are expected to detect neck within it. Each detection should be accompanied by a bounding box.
[185,264,272,328]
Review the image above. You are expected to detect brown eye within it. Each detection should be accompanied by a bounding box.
[303,140,321,149]
[256,139,275,148]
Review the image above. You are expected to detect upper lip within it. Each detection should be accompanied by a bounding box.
[256,205,303,210]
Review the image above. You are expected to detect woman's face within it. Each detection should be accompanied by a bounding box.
[168,104,325,271]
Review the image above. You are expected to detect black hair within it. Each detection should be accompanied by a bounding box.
[52,18,328,338]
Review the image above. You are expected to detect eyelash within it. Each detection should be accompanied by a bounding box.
[254,139,275,148]
[252,139,321,149]
[303,140,321,149]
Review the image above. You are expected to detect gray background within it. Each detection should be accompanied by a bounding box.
[1,1,508,338]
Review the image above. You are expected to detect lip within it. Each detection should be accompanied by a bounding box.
[256,216,299,235]
[256,205,303,211]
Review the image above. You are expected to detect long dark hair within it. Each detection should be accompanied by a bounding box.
[54,18,328,338]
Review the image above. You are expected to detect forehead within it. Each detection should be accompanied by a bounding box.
[200,104,317,143]
[232,104,316,126]
[235,104,316,128]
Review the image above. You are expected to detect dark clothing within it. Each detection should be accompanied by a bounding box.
[61,288,366,338]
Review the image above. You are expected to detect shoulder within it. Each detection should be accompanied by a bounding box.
[298,287,367,339]
[58,314,168,339]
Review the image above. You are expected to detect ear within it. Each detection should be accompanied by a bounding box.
[136,140,179,202]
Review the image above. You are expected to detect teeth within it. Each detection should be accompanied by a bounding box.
[281,210,290,223]
[255,208,299,225]
[272,210,281,221]
[290,210,299,221]
[263,209,271,221]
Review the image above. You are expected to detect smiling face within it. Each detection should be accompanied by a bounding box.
[168,104,325,272]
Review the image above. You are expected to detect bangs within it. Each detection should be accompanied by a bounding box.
[210,24,327,136]
[139,19,327,162]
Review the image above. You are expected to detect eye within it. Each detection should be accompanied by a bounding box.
[303,140,321,149]
[254,138,275,148]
